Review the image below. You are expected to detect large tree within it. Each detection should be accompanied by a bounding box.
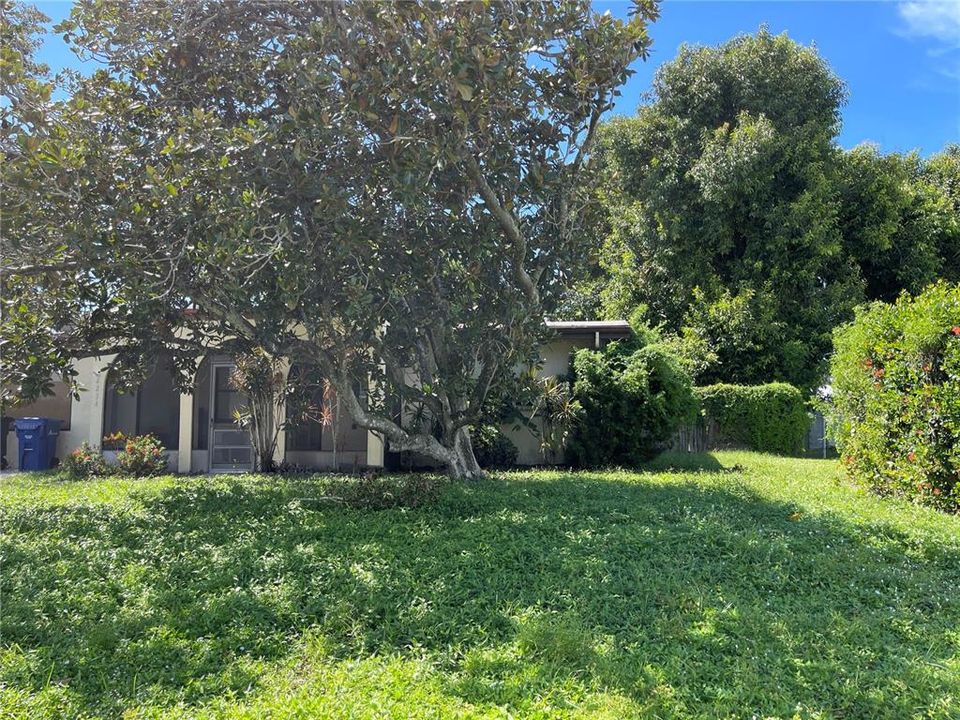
[837,143,960,303]
[581,29,855,390]
[564,30,959,391]
[1,0,658,478]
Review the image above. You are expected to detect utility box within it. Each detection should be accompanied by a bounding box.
[14,417,62,471]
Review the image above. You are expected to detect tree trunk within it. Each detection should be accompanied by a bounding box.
[448,426,484,480]
[330,370,486,480]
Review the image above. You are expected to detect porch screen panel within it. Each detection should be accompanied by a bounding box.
[103,387,137,438]
[286,364,324,451]
[193,360,210,450]
[138,365,180,449]
[213,367,243,423]
[103,360,180,449]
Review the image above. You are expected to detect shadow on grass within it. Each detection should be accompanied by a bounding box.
[640,450,728,473]
[1,470,958,718]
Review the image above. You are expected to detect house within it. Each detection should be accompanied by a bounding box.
[3,321,631,472]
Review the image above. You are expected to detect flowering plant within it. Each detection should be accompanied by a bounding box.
[62,442,110,479]
[115,434,168,476]
[101,431,128,451]
[828,282,959,511]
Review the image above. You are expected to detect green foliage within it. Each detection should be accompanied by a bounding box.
[2,454,959,718]
[573,30,960,391]
[695,383,810,455]
[837,143,960,303]
[471,425,519,469]
[1,1,657,479]
[515,611,596,668]
[230,348,285,472]
[584,29,853,390]
[114,434,168,477]
[568,339,696,467]
[527,376,583,464]
[828,282,960,511]
[61,442,109,479]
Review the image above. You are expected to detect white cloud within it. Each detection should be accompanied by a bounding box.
[899,1,960,46]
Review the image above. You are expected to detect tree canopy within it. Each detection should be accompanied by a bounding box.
[565,29,959,391]
[1,0,658,478]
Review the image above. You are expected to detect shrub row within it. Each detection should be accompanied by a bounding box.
[829,282,959,511]
[695,383,810,455]
[63,434,168,478]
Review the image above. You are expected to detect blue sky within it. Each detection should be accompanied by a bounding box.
[31,0,960,156]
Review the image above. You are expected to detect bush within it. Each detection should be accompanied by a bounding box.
[567,340,697,467]
[828,282,960,511]
[695,383,810,455]
[115,434,169,477]
[471,425,519,469]
[62,442,110,479]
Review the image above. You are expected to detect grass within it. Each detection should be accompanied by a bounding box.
[1,452,958,719]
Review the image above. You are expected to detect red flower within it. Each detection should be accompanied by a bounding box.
[952,326,960,336]
[907,451,916,462]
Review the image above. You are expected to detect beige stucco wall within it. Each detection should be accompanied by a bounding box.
[506,337,598,466]
[5,356,113,470]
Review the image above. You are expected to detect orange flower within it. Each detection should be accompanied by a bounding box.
[952,326,960,336]
[933,487,942,496]
[907,451,916,462]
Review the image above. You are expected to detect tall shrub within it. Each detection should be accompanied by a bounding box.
[568,341,697,467]
[828,282,960,510]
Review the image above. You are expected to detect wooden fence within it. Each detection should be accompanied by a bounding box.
[669,411,835,456]
[669,421,717,453]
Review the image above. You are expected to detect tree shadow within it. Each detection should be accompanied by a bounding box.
[640,450,728,473]
[1,471,958,717]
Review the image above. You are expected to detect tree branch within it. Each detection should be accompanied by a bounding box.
[462,153,541,306]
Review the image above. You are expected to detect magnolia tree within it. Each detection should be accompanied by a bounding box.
[1,0,657,478]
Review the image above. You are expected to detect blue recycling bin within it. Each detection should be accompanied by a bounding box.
[15,417,62,471]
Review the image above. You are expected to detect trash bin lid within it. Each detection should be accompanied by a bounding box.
[14,417,45,431]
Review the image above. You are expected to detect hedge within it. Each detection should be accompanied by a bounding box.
[828,282,960,511]
[695,383,809,455]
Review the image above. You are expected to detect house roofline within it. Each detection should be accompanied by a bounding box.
[545,320,632,348]
[545,320,631,334]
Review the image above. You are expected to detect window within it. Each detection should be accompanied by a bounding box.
[103,361,180,449]
[192,360,210,450]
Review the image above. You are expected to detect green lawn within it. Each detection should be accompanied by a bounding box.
[1,452,958,719]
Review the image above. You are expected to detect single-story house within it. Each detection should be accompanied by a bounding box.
[4,320,631,472]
